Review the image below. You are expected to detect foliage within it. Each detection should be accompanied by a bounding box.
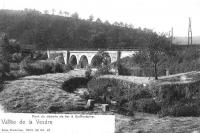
[48,53,63,60]
[22,60,68,75]
[94,65,113,76]
[32,51,48,60]
[85,66,92,79]
[0,9,164,50]
[159,100,200,117]
[62,77,90,93]
[0,34,11,75]
[11,53,23,63]
[91,51,111,68]
[65,64,74,71]
[2,70,29,81]
[150,77,200,117]
[128,44,200,77]
[117,63,132,75]
[135,98,161,114]
[88,73,200,116]
[134,33,170,79]
[87,77,154,113]
[10,63,20,71]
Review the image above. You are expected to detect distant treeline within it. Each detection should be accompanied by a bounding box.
[0,9,168,50]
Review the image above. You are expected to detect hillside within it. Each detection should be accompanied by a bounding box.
[0,9,168,50]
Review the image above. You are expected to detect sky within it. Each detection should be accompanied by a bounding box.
[1,0,200,37]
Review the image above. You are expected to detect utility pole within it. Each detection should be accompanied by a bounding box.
[170,27,173,47]
[188,17,192,46]
[168,27,173,47]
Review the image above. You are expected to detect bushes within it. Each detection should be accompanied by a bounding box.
[22,60,69,75]
[48,53,62,60]
[32,51,48,60]
[159,101,200,117]
[88,74,200,116]
[151,78,200,117]
[62,77,90,93]
[117,64,132,76]
[85,66,92,79]
[93,65,113,77]
[153,80,200,105]
[11,53,23,63]
[135,98,161,114]
[2,70,29,80]
[87,77,155,114]
[10,63,20,71]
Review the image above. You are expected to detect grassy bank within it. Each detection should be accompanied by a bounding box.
[0,70,87,113]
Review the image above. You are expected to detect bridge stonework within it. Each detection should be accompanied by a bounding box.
[47,50,138,67]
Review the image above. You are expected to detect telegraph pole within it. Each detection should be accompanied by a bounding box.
[169,27,173,48]
[170,27,173,47]
[188,17,192,46]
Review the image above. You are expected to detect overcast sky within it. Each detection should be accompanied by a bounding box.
[1,0,200,36]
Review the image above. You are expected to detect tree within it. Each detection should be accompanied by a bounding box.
[91,32,107,48]
[88,15,94,21]
[147,33,170,79]
[44,10,49,14]
[0,33,10,75]
[134,33,170,79]
[59,10,63,16]
[96,18,102,23]
[71,12,79,19]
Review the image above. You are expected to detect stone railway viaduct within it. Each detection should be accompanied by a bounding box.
[47,49,138,68]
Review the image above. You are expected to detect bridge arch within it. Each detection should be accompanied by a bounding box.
[91,54,102,68]
[90,52,111,68]
[69,55,77,68]
[78,55,89,68]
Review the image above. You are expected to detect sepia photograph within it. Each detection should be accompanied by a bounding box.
[0,0,200,132]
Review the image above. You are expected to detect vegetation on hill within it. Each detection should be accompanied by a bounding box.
[0,9,169,50]
[117,44,200,78]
